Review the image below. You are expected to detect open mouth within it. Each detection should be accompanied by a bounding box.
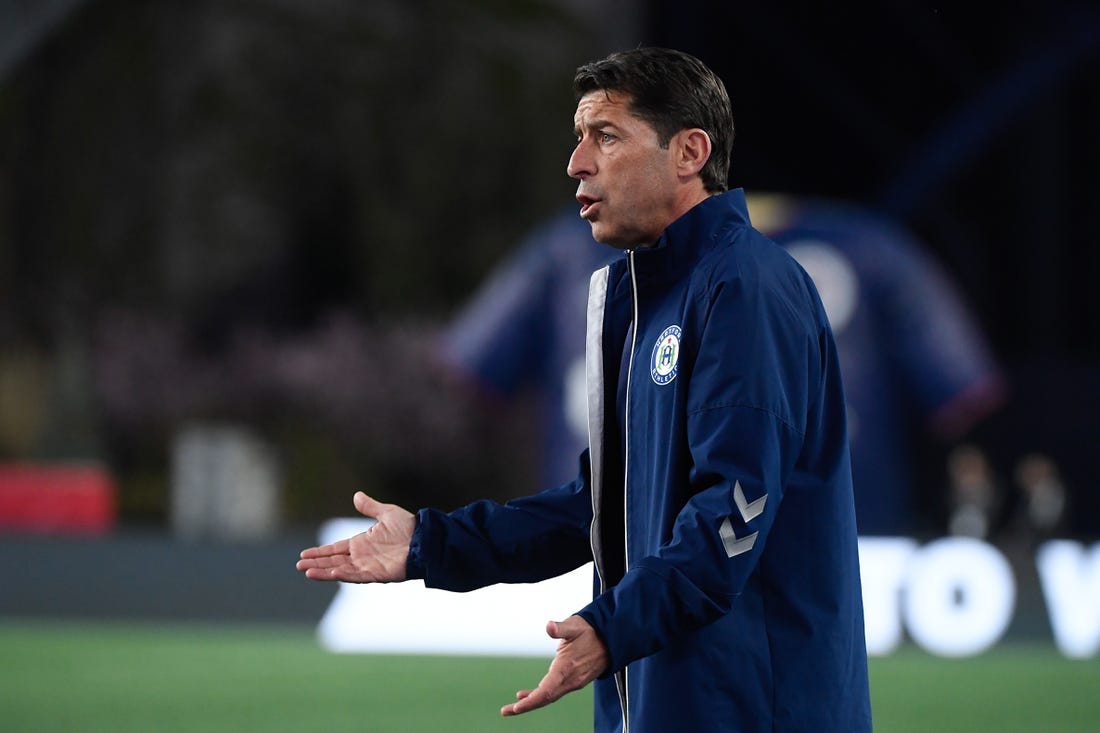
[577,194,601,219]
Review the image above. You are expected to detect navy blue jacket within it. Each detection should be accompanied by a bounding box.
[408,190,872,732]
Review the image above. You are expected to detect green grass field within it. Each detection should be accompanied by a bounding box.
[2,621,1097,732]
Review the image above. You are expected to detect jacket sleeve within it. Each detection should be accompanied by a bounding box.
[405,453,595,592]
[578,261,830,672]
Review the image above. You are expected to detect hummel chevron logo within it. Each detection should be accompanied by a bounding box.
[734,480,767,523]
[720,482,766,558]
[719,518,758,558]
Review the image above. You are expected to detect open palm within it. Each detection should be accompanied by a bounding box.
[296,492,416,583]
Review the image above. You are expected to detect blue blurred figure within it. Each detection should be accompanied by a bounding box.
[441,194,1006,536]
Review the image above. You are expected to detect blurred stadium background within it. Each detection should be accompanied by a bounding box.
[1,1,1098,731]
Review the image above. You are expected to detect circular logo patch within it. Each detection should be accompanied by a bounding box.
[651,325,682,385]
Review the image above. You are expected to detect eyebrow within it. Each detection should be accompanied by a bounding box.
[574,118,620,137]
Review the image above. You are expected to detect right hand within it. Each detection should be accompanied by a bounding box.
[295,492,416,583]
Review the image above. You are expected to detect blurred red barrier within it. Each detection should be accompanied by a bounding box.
[0,463,117,534]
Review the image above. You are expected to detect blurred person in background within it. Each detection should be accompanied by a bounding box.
[299,47,871,732]
[442,193,1007,538]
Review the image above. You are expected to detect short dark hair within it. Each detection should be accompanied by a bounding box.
[573,47,734,193]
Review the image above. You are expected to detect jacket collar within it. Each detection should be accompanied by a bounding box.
[629,188,752,285]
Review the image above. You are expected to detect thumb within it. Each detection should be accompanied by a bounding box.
[545,617,580,642]
[353,491,382,518]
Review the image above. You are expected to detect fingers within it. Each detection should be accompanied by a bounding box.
[499,689,533,716]
[501,650,569,717]
[502,679,560,716]
[297,491,376,568]
[297,539,350,578]
[298,538,350,560]
[501,688,545,717]
[303,565,348,581]
[296,553,349,571]
[297,551,355,581]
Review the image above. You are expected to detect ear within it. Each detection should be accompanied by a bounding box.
[673,128,712,180]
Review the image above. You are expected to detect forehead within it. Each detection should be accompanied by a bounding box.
[573,89,638,128]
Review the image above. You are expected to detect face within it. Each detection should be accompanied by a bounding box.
[567,90,683,249]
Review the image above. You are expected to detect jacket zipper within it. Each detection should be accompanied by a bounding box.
[616,250,640,733]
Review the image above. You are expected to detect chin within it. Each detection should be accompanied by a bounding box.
[590,224,627,250]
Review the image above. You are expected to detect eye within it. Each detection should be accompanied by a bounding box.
[599,132,615,144]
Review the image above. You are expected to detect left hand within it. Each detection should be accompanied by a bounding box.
[500,615,609,717]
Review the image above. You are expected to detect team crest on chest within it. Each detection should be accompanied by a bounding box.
[650,325,682,385]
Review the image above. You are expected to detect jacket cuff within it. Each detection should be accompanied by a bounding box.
[404,508,431,580]
[575,606,618,679]
[576,557,732,676]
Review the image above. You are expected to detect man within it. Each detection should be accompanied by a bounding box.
[298,48,872,732]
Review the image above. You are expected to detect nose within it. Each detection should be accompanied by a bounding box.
[567,139,593,180]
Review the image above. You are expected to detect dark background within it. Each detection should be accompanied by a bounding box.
[653,1,1100,535]
[654,2,1100,363]
[0,0,1097,535]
